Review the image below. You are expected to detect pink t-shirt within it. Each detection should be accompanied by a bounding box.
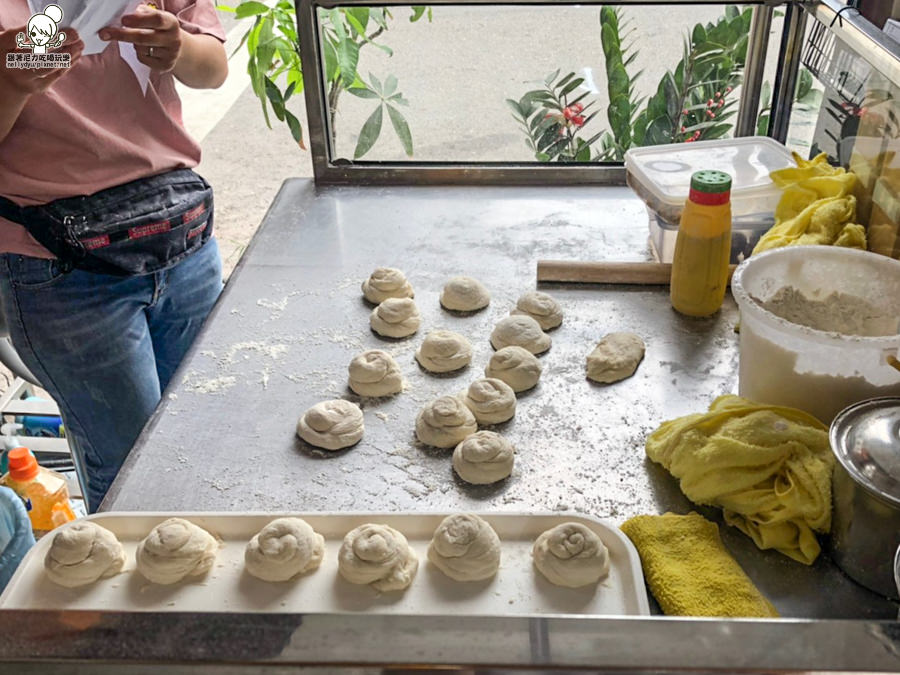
[0,0,225,257]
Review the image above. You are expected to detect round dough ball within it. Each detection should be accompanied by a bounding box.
[452,430,515,485]
[427,514,501,581]
[416,330,473,373]
[460,378,516,424]
[532,522,610,588]
[338,523,419,592]
[586,332,646,384]
[511,291,563,330]
[245,517,325,582]
[415,395,477,448]
[44,521,126,588]
[484,346,543,393]
[348,349,403,397]
[136,518,219,585]
[361,267,414,304]
[440,276,490,312]
[370,297,421,338]
[296,399,364,450]
[490,315,551,354]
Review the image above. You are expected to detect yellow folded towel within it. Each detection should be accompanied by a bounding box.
[645,395,833,565]
[621,512,779,617]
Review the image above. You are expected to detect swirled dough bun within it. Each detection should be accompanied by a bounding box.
[244,517,325,582]
[370,297,421,338]
[348,349,403,397]
[427,514,501,581]
[296,399,364,450]
[136,518,219,585]
[361,267,414,304]
[460,378,516,424]
[452,431,515,485]
[338,523,419,591]
[415,395,478,448]
[484,346,542,393]
[586,332,645,384]
[44,521,126,588]
[440,276,490,312]
[490,315,551,354]
[532,522,610,588]
[511,291,563,330]
[416,330,473,373]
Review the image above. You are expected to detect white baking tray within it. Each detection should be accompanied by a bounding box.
[0,512,649,615]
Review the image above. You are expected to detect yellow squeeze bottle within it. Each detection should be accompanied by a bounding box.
[670,170,733,317]
[0,447,76,534]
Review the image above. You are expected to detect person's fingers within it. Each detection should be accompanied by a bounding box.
[121,8,170,30]
[98,26,159,45]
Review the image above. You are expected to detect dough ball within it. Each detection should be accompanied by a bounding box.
[416,330,473,373]
[415,395,478,448]
[361,267,414,304]
[532,522,610,588]
[484,346,543,392]
[490,315,551,354]
[370,297,421,338]
[511,291,563,330]
[427,514,501,581]
[586,332,646,383]
[440,276,490,312]
[136,518,219,585]
[245,517,325,582]
[44,521,126,588]
[296,399,364,450]
[460,378,516,424]
[348,349,403,397]
[338,523,418,591]
[452,430,515,485]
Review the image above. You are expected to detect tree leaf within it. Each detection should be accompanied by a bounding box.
[354,104,383,159]
[235,1,270,19]
[559,77,585,97]
[284,109,307,150]
[347,86,381,99]
[384,74,398,97]
[337,39,359,87]
[387,105,413,156]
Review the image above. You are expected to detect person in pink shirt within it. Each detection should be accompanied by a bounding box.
[0,1,228,510]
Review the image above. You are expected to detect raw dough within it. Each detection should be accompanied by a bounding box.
[490,315,551,354]
[427,514,501,581]
[460,378,516,424]
[532,522,610,588]
[348,349,403,397]
[511,291,563,330]
[416,330,473,373]
[136,518,219,585]
[245,517,325,582]
[296,399,364,450]
[440,276,490,312]
[370,297,421,338]
[44,521,126,588]
[586,332,645,383]
[415,395,478,448]
[338,523,419,591]
[484,346,543,392]
[452,430,515,484]
[361,267,414,304]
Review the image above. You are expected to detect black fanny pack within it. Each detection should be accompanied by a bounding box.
[0,169,214,277]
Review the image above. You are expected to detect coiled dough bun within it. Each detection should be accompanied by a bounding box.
[361,267,414,304]
[427,514,501,581]
[416,330,473,373]
[370,297,421,338]
[415,395,478,448]
[296,399,364,450]
[586,332,646,384]
[338,523,419,591]
[452,430,515,485]
[440,276,490,312]
[511,291,563,330]
[44,521,126,588]
[136,518,219,585]
[532,522,610,588]
[244,517,325,582]
[490,315,551,354]
[484,346,543,392]
[348,349,403,397]
[460,378,516,424]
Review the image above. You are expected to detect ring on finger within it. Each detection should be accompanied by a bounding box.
[147,46,155,57]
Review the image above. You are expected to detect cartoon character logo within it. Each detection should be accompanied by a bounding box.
[16,4,66,55]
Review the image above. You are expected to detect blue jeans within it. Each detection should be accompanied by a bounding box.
[0,238,222,511]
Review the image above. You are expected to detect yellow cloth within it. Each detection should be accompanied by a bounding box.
[645,395,834,565]
[621,512,779,617]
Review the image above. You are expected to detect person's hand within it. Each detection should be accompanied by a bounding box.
[0,27,83,96]
[99,4,182,73]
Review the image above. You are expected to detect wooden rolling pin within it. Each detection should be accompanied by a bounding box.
[537,260,736,285]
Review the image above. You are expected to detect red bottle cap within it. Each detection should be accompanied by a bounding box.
[7,447,39,481]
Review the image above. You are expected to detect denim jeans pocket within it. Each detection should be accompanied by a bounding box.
[9,255,66,290]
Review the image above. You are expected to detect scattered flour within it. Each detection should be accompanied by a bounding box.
[182,371,237,394]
